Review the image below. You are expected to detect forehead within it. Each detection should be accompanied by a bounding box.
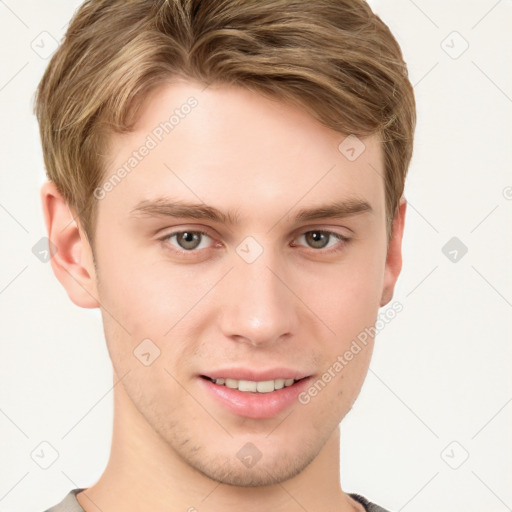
[99,79,385,224]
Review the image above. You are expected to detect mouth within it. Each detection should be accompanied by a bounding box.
[199,373,312,419]
[200,375,307,393]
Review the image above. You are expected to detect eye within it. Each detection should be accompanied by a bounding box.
[293,230,349,252]
[161,230,214,251]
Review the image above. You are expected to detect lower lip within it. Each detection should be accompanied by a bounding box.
[199,377,312,419]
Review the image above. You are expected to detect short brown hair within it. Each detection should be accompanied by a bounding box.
[34,0,416,248]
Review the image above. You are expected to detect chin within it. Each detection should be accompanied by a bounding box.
[181,437,322,488]
[194,456,310,487]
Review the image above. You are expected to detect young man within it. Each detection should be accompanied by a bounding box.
[35,1,415,511]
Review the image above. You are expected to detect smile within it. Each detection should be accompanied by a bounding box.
[199,374,312,419]
[202,376,301,393]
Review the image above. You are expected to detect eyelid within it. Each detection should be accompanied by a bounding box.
[159,228,218,249]
[291,224,352,242]
[158,225,217,240]
[298,225,351,236]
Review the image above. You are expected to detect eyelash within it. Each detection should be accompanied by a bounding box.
[159,229,350,256]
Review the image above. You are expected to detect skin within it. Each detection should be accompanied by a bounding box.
[41,78,406,512]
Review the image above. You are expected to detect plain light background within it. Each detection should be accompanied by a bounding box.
[0,1,510,511]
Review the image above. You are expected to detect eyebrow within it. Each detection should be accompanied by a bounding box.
[129,198,240,224]
[293,199,372,222]
[129,197,372,225]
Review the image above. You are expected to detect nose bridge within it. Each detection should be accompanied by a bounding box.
[218,243,297,346]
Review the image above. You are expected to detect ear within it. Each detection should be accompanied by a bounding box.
[40,181,99,308]
[380,197,406,307]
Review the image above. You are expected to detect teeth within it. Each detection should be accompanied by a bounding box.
[274,379,285,390]
[212,377,299,392]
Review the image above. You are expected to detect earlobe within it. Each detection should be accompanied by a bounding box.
[40,181,100,309]
[380,197,407,307]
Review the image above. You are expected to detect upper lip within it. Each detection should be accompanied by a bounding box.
[200,368,311,381]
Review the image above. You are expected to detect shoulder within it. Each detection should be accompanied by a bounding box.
[43,488,86,512]
[349,492,393,512]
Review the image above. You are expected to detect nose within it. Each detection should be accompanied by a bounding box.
[218,249,299,347]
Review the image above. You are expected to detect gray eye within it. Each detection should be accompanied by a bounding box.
[176,231,203,250]
[304,231,330,249]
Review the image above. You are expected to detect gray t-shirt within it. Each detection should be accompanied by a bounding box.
[44,488,391,512]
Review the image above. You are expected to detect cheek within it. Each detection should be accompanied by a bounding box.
[95,250,207,384]
[99,310,195,416]
[303,251,386,341]
[95,237,195,333]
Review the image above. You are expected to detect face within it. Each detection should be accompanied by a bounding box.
[80,79,403,486]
